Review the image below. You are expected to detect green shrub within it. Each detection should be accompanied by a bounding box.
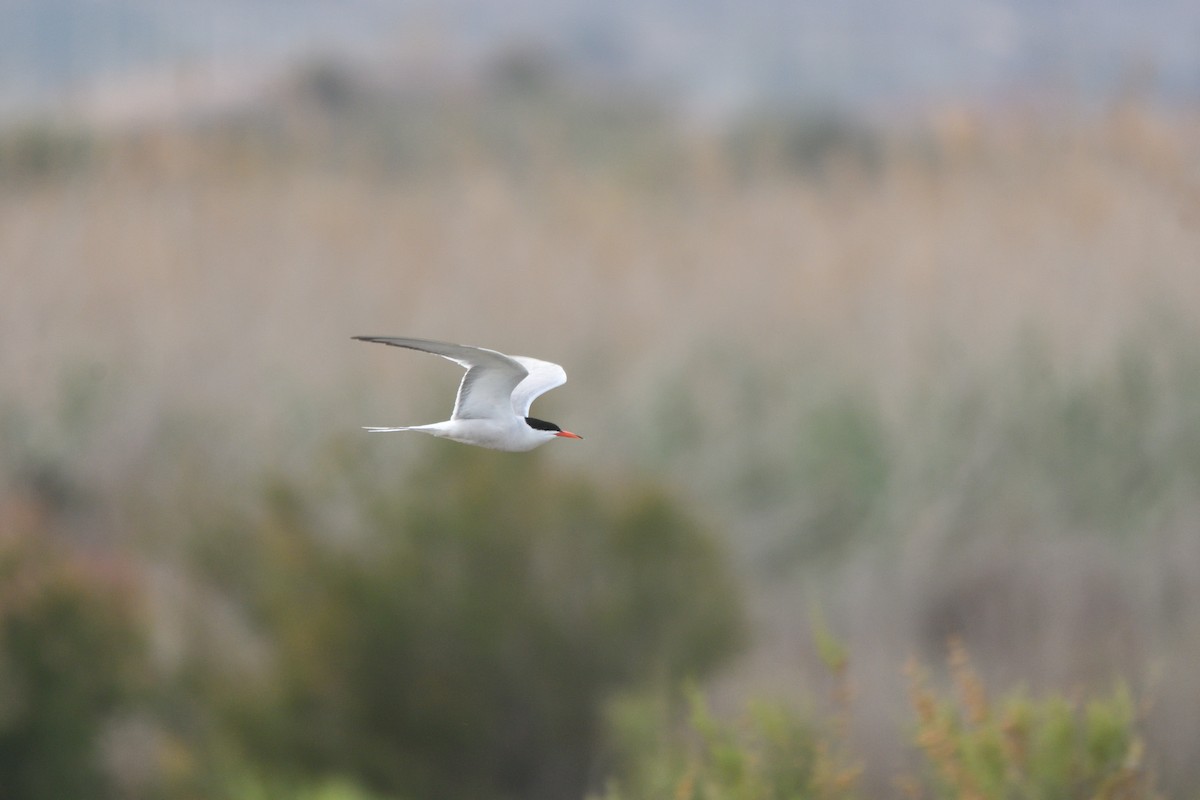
[190,445,745,800]
[225,771,396,800]
[596,641,1158,800]
[595,685,860,800]
[0,532,148,800]
[905,640,1156,800]
[596,617,860,800]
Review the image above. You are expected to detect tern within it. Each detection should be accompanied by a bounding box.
[354,336,583,452]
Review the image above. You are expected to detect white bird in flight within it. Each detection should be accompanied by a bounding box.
[354,336,583,452]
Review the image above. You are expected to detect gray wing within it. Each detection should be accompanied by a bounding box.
[509,356,567,416]
[353,336,529,421]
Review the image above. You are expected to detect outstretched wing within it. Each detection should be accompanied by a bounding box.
[509,356,567,416]
[353,336,529,421]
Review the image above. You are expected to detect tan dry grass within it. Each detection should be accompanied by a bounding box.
[5,108,1198,430]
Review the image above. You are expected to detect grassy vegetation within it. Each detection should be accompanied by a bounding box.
[0,532,146,799]
[2,62,1200,797]
[1,444,744,800]
[595,641,1157,800]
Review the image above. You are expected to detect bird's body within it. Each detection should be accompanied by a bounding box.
[354,336,582,452]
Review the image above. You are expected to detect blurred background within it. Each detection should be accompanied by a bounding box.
[2,1,1199,798]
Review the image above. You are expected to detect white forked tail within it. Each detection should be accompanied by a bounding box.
[363,426,414,432]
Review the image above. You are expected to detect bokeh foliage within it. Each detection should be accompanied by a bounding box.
[0,532,146,800]
[595,643,1157,800]
[178,445,745,800]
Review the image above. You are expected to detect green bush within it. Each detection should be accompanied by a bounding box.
[190,445,745,800]
[225,771,395,800]
[0,532,148,800]
[596,641,1158,800]
[905,641,1155,800]
[596,685,860,800]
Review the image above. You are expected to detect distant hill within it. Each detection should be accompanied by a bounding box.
[1,0,1196,120]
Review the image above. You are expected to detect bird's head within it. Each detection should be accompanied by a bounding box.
[525,416,583,441]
